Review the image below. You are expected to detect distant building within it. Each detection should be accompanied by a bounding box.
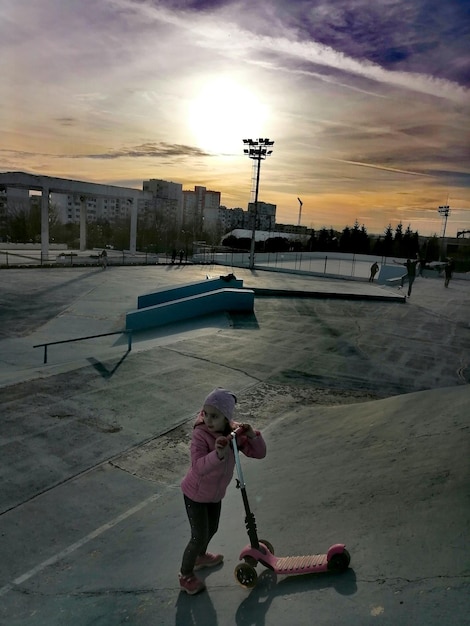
[444,236,470,262]
[218,206,246,232]
[51,192,150,224]
[275,223,309,235]
[222,228,308,245]
[1,172,284,249]
[183,185,221,233]
[142,179,183,228]
[49,179,183,228]
[247,201,276,231]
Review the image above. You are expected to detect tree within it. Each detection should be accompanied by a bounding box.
[266,236,289,252]
[350,220,370,254]
[360,224,370,254]
[339,226,351,252]
[6,204,30,242]
[222,234,240,248]
[317,228,331,251]
[383,224,394,256]
[48,204,64,242]
[307,229,317,251]
[350,220,361,252]
[112,217,132,251]
[329,229,339,251]
[394,222,403,256]
[424,235,440,261]
[402,225,419,258]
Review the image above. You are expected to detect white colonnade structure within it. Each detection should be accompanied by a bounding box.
[0,172,143,259]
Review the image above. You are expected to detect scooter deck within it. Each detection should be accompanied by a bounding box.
[239,542,347,575]
[274,554,328,574]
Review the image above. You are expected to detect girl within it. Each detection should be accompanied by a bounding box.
[179,387,267,595]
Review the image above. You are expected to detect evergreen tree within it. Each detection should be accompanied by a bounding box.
[383,224,394,256]
[339,226,351,252]
[349,220,369,254]
[402,225,419,258]
[350,220,361,252]
[394,222,403,256]
[308,230,317,251]
[317,228,330,251]
[329,229,340,251]
[360,224,370,254]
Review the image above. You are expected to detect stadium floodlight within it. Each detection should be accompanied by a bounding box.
[242,138,275,269]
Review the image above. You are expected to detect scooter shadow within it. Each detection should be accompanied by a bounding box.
[235,568,357,626]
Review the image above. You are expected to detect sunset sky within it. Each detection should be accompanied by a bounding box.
[1,0,469,236]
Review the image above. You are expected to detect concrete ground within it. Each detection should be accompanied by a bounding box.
[0,263,469,625]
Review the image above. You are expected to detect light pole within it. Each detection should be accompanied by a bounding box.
[243,138,274,269]
[438,204,450,260]
[297,197,303,226]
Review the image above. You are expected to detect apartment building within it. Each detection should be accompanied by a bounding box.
[183,185,221,233]
[50,193,148,224]
[1,172,277,246]
[247,201,276,231]
[142,179,183,228]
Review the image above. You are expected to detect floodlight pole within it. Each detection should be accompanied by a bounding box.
[438,204,450,260]
[243,138,274,269]
[297,197,303,226]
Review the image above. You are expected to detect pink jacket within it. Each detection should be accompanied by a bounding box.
[181,421,267,503]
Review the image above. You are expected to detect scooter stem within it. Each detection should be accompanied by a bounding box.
[231,429,246,488]
[231,428,260,550]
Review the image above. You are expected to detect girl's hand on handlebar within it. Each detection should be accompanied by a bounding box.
[215,436,229,459]
[240,423,256,439]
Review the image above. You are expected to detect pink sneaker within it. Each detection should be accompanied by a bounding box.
[194,552,224,571]
[178,572,206,595]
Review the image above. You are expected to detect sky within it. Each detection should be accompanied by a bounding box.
[1,0,469,237]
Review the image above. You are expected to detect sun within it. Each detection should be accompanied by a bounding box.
[188,77,268,154]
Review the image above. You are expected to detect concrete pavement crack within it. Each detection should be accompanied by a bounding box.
[160,345,264,382]
[357,574,470,584]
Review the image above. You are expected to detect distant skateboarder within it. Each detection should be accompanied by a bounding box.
[394,258,419,296]
[369,262,379,282]
[418,256,427,277]
[99,249,107,270]
[444,257,455,288]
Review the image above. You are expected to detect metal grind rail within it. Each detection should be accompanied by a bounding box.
[34,330,132,364]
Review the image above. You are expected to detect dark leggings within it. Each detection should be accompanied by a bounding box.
[180,495,222,576]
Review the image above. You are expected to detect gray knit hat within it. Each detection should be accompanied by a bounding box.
[203,388,237,420]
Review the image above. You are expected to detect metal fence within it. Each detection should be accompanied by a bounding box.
[193,250,391,281]
[0,249,161,268]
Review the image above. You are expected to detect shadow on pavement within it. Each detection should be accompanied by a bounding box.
[87,350,131,379]
[175,590,218,626]
[174,569,357,626]
[235,569,357,625]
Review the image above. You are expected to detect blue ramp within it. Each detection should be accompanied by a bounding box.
[126,288,255,332]
[137,277,243,309]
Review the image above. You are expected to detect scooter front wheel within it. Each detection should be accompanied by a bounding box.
[235,562,258,588]
[327,549,351,573]
[259,539,274,555]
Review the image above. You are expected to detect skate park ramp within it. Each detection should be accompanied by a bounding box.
[0,264,469,625]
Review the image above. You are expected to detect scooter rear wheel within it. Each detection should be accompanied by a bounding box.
[235,562,258,588]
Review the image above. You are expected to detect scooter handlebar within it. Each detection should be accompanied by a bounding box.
[229,425,248,439]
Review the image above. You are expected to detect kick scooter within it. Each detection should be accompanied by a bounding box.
[229,426,351,588]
